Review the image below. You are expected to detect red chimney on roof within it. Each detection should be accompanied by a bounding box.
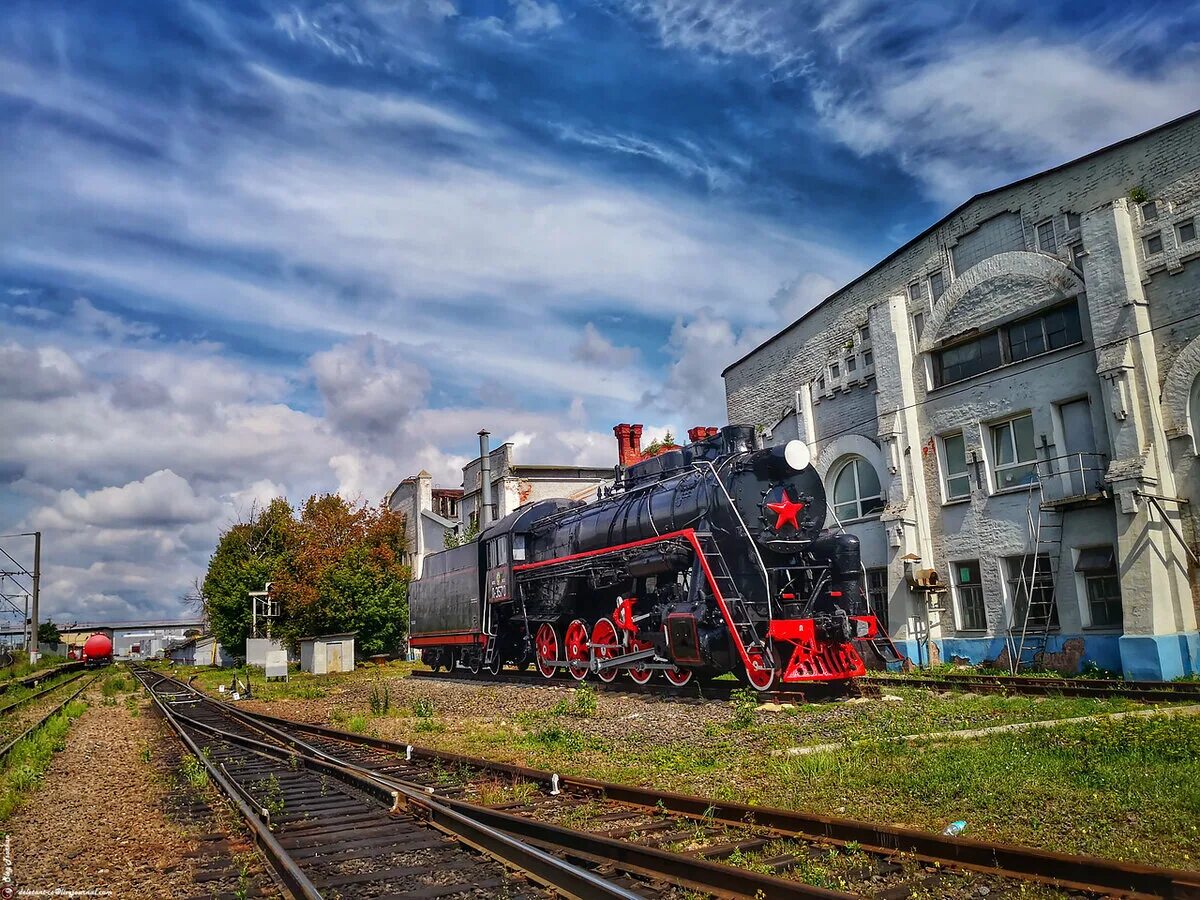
[613,423,644,467]
[688,426,721,443]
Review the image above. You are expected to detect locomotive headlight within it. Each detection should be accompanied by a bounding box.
[783,440,811,471]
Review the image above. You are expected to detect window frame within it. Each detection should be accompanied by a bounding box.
[866,568,888,633]
[1065,212,1082,230]
[1005,553,1060,628]
[1178,218,1197,245]
[1141,201,1159,222]
[1036,219,1057,254]
[938,431,971,502]
[928,270,945,301]
[907,281,925,304]
[1145,232,1164,256]
[831,456,885,523]
[988,412,1039,492]
[951,560,987,631]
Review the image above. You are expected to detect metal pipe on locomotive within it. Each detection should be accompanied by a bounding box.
[409,425,883,691]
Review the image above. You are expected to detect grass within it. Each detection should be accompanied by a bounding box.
[0,652,68,683]
[0,699,87,820]
[372,685,1200,870]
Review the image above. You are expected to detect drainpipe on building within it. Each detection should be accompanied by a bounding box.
[478,430,492,528]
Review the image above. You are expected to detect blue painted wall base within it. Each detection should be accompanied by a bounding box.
[896,632,1200,679]
[1119,633,1200,681]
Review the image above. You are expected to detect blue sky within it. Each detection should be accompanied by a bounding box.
[2,0,1198,623]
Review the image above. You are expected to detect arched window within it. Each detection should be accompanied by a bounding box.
[832,456,885,522]
[1191,376,1200,454]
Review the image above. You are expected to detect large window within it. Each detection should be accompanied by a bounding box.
[1036,220,1057,254]
[831,456,884,522]
[990,413,1038,490]
[929,270,945,301]
[933,332,1002,386]
[952,560,987,631]
[1005,554,1059,628]
[940,432,970,500]
[866,568,888,633]
[932,302,1082,388]
[1076,547,1121,627]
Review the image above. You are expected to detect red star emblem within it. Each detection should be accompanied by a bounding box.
[766,494,805,530]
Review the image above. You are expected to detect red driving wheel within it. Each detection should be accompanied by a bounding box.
[740,650,777,692]
[564,619,591,681]
[590,618,620,683]
[535,624,559,680]
[626,636,653,684]
[663,665,693,687]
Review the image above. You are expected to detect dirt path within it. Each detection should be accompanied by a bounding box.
[2,687,275,899]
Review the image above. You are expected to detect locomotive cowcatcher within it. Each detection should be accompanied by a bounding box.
[409,425,886,691]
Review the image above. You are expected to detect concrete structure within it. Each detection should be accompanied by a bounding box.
[167,634,234,667]
[246,636,287,668]
[389,443,613,578]
[59,619,205,659]
[299,633,356,674]
[724,111,1200,679]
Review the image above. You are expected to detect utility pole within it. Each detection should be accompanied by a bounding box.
[30,531,40,662]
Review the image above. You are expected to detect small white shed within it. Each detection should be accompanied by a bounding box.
[298,632,356,674]
[168,634,234,668]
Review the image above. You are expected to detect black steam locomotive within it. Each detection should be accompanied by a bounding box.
[409,425,883,691]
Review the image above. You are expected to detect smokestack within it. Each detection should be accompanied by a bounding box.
[478,429,493,527]
[613,423,644,467]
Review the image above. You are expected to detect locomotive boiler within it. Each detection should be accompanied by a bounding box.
[409,425,884,690]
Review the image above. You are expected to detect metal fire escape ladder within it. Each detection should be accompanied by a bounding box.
[1008,464,1063,673]
[692,532,770,653]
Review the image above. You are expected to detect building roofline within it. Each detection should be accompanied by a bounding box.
[721,107,1200,377]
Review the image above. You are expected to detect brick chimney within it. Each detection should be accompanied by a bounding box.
[613,423,644,467]
[687,426,721,443]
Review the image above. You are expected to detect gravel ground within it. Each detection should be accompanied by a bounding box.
[3,687,241,898]
[240,672,747,753]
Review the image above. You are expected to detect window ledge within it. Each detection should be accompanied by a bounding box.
[951,628,989,635]
[990,484,1038,496]
[836,514,884,526]
[941,496,972,507]
[1082,625,1123,633]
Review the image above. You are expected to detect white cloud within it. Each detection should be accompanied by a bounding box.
[0,343,87,400]
[512,0,563,32]
[769,271,837,323]
[311,334,432,445]
[72,297,157,341]
[33,469,223,530]
[571,323,640,368]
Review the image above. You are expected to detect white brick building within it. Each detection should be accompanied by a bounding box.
[724,111,1200,680]
[389,443,613,578]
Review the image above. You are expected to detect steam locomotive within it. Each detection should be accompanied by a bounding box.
[408,425,883,691]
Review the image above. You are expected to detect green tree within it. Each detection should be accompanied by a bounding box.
[200,498,297,656]
[37,620,61,646]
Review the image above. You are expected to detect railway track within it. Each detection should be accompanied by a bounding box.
[141,667,1200,899]
[132,666,734,899]
[0,660,86,695]
[860,673,1200,704]
[0,672,96,765]
[0,670,89,719]
[412,666,1200,705]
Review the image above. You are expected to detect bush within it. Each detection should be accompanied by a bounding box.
[369,681,391,715]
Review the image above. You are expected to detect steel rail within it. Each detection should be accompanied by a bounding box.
[133,666,642,900]
[0,670,88,716]
[136,671,324,900]
[0,660,86,695]
[237,703,1200,898]
[861,673,1200,703]
[0,673,96,765]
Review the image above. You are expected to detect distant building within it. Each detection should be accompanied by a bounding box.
[298,633,356,674]
[167,634,233,667]
[723,110,1200,679]
[389,441,614,578]
[59,619,206,658]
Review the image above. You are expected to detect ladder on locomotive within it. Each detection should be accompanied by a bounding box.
[693,531,769,650]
